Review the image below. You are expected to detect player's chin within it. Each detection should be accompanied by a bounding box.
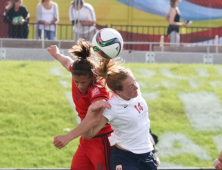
[79,89,87,93]
[132,92,138,98]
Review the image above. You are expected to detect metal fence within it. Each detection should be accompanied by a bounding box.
[0,22,221,46]
[111,24,222,45]
[0,22,108,40]
[1,38,222,55]
[0,168,216,170]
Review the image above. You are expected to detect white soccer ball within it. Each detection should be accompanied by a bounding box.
[92,28,123,59]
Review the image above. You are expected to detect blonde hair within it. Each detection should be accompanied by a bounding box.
[96,58,131,92]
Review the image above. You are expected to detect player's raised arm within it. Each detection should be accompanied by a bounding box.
[47,45,73,71]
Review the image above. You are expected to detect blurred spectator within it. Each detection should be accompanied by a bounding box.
[69,0,96,42]
[36,0,59,40]
[214,150,222,170]
[166,0,187,46]
[3,0,29,39]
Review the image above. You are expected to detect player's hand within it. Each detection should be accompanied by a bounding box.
[19,19,25,25]
[53,135,70,149]
[47,45,60,57]
[12,20,17,25]
[88,100,111,113]
[156,156,161,167]
[44,21,50,26]
[181,21,188,27]
[214,159,222,170]
[76,22,82,27]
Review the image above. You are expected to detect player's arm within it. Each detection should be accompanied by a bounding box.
[3,9,11,24]
[82,115,108,139]
[168,8,186,26]
[66,101,109,141]
[53,100,110,149]
[168,8,177,25]
[50,17,57,25]
[66,100,110,140]
[214,150,222,170]
[149,133,160,167]
[47,45,73,71]
[165,11,170,22]
[81,20,95,26]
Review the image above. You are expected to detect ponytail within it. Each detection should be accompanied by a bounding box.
[97,58,129,92]
[69,39,96,77]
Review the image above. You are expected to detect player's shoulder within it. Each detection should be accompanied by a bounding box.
[19,6,26,9]
[51,1,58,6]
[68,62,75,72]
[89,84,109,101]
[169,7,177,13]
[108,93,121,104]
[84,3,94,10]
[89,82,106,92]
[36,3,41,7]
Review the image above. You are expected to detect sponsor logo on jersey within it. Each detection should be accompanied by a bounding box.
[91,87,100,97]
[97,162,103,170]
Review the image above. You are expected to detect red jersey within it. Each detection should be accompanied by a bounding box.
[69,64,113,136]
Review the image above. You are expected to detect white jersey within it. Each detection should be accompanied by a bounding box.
[103,89,153,154]
[36,3,59,31]
[39,5,54,31]
[69,3,96,34]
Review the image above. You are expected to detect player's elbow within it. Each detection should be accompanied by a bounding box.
[169,21,175,25]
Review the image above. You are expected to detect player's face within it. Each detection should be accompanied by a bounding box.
[74,5,83,10]
[15,0,22,7]
[73,75,93,94]
[116,75,138,101]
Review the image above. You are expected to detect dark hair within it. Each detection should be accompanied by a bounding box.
[170,0,177,7]
[68,39,96,78]
[72,0,84,7]
[96,58,130,92]
[5,0,20,11]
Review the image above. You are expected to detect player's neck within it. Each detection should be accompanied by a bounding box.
[14,6,19,11]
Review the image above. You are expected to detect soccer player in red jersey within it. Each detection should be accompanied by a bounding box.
[47,39,113,170]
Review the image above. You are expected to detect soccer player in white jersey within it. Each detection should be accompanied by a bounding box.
[56,59,158,170]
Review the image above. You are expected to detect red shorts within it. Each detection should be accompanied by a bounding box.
[71,134,112,170]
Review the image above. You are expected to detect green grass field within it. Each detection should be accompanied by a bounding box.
[0,61,222,168]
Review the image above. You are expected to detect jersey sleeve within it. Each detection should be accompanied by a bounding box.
[69,6,74,21]
[89,85,109,103]
[69,63,73,72]
[88,4,96,21]
[103,107,115,122]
